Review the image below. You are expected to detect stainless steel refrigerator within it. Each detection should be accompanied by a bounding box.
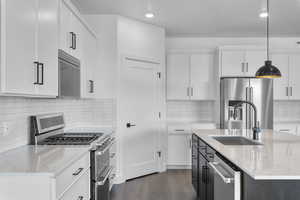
[220,77,273,130]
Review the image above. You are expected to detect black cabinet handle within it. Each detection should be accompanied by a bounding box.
[73,33,77,50]
[126,123,136,128]
[89,80,94,93]
[34,61,40,85]
[69,32,74,49]
[72,167,84,176]
[39,63,44,85]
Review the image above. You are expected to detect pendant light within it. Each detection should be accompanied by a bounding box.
[255,0,282,78]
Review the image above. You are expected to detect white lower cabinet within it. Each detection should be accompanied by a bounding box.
[60,170,90,200]
[168,134,191,167]
[56,153,90,198]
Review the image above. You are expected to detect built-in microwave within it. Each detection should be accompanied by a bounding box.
[58,49,81,98]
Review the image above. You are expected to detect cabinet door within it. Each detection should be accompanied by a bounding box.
[37,0,59,96]
[59,1,73,54]
[270,53,289,100]
[245,50,266,76]
[220,50,245,77]
[4,0,37,95]
[81,25,96,98]
[190,53,215,100]
[167,54,190,100]
[167,135,191,166]
[289,54,300,100]
[70,14,83,59]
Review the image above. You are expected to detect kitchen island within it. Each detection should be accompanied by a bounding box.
[192,129,300,200]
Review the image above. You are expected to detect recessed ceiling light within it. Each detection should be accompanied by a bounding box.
[145,12,155,19]
[259,12,269,18]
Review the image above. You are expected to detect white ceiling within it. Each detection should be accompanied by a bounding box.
[72,0,300,37]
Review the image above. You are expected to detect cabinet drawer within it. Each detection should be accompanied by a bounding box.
[56,153,90,198]
[60,169,90,200]
[168,125,191,135]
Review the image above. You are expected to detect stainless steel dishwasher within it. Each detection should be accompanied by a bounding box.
[208,155,241,200]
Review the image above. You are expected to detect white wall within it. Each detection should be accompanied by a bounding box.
[0,97,115,153]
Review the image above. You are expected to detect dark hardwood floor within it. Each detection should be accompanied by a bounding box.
[110,169,197,200]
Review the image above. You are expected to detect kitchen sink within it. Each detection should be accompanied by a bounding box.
[212,136,262,145]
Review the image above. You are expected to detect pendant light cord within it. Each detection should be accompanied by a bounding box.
[267,0,270,60]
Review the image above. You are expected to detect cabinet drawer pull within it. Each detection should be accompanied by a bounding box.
[34,62,40,85]
[290,87,293,97]
[187,87,190,97]
[286,87,289,96]
[38,63,44,85]
[191,87,194,97]
[69,32,74,49]
[77,196,84,200]
[72,167,84,176]
[73,33,77,50]
[175,129,185,132]
[241,63,244,72]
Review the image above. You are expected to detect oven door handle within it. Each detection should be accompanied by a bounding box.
[96,167,113,186]
[96,138,115,155]
[208,162,234,184]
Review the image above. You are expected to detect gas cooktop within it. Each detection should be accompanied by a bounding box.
[39,133,104,145]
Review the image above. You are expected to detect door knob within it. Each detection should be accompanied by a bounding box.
[126,123,136,128]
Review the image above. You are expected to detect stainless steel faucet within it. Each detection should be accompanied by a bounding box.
[228,100,261,140]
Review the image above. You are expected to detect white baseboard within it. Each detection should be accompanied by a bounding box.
[167,165,192,169]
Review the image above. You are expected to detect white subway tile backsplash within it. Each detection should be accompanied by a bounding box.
[0,97,115,152]
[167,100,215,122]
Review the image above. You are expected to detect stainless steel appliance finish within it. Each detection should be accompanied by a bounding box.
[208,155,241,200]
[91,137,114,200]
[31,113,114,200]
[220,77,273,130]
[58,49,81,98]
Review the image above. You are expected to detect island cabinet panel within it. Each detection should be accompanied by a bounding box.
[243,173,300,200]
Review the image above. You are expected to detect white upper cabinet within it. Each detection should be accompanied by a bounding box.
[1,0,58,97]
[36,0,59,96]
[288,54,300,100]
[220,50,245,76]
[245,50,266,76]
[271,52,300,100]
[219,47,266,77]
[59,1,82,59]
[190,53,215,100]
[81,24,97,98]
[4,0,37,95]
[167,52,216,101]
[270,53,289,100]
[167,54,190,100]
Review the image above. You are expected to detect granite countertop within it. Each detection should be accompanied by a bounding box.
[0,145,90,176]
[193,129,300,180]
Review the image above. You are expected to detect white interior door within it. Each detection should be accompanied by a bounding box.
[120,57,160,180]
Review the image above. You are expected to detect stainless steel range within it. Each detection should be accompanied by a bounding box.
[30,113,114,200]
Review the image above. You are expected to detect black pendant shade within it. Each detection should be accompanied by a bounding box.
[255,0,282,78]
[255,60,282,78]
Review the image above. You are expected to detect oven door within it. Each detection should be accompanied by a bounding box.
[208,155,241,200]
[92,167,113,200]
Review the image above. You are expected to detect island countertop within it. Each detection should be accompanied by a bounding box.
[193,129,300,180]
[0,145,90,176]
